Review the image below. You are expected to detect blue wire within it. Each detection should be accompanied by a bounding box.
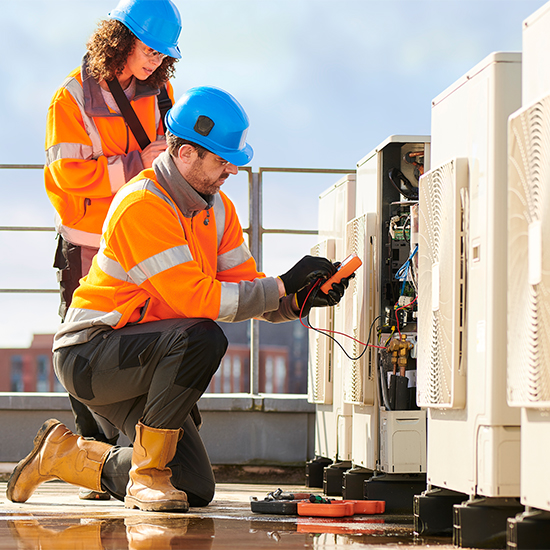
[395,244,418,294]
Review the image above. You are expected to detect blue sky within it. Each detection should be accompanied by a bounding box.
[0,0,547,347]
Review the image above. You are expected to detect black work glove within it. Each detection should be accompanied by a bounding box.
[296,275,351,317]
[279,255,336,295]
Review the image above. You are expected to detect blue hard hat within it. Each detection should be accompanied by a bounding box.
[166,86,254,166]
[108,0,182,59]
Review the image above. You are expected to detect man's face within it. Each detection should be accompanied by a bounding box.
[185,150,238,196]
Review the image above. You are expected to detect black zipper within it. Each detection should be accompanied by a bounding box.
[125,122,130,154]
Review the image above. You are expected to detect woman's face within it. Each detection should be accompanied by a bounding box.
[120,40,166,83]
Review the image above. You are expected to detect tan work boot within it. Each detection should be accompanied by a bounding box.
[6,419,112,503]
[124,421,189,512]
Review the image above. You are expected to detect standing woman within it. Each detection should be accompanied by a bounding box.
[46,0,182,320]
[44,0,182,493]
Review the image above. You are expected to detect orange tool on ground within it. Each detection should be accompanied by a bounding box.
[297,497,385,517]
[297,500,355,517]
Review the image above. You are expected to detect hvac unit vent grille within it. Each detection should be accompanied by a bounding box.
[343,214,375,405]
[308,239,335,404]
[417,157,467,409]
[507,94,550,408]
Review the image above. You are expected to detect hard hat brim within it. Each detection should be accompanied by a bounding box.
[219,143,254,167]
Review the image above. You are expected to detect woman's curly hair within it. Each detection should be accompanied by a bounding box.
[86,19,178,89]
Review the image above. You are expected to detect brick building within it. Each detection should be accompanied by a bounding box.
[0,334,64,392]
[0,320,309,395]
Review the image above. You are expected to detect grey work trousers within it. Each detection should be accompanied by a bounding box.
[53,318,228,506]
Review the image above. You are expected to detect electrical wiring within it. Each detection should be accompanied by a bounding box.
[389,213,411,242]
[298,280,386,361]
[395,244,418,294]
[403,214,411,244]
[394,295,418,338]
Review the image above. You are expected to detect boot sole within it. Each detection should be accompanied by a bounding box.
[124,496,189,513]
[6,419,61,502]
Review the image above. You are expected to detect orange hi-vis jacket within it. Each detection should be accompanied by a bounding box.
[54,152,297,350]
[45,57,174,248]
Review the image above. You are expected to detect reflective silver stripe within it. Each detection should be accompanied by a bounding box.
[217,281,240,322]
[107,156,125,192]
[45,142,94,165]
[213,194,225,250]
[64,306,122,327]
[57,223,101,248]
[128,244,193,285]
[217,242,253,273]
[63,76,104,160]
[97,239,192,285]
[96,247,133,283]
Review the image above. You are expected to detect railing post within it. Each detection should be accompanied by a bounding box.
[249,170,262,396]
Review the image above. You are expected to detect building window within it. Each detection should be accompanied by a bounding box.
[260,347,288,393]
[207,345,249,393]
[10,355,23,392]
[36,355,49,392]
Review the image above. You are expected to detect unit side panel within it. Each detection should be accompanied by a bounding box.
[308,239,336,405]
[343,214,377,406]
[507,95,550,409]
[417,158,468,409]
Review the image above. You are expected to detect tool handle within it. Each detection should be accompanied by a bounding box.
[320,253,362,294]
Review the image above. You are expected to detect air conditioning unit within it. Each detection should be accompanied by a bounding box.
[504,7,550,543]
[417,157,468,409]
[507,64,550,513]
[421,52,521,498]
[351,136,430,472]
[310,174,356,462]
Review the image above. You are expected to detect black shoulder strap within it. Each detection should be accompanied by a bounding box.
[106,78,151,151]
[157,85,173,133]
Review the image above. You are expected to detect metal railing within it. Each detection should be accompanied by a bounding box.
[0,163,353,394]
[0,164,57,294]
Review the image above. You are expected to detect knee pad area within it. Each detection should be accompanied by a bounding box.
[193,320,228,361]
[174,321,228,391]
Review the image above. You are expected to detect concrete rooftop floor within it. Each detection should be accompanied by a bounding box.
[0,475,463,550]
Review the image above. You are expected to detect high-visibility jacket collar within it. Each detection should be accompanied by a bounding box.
[80,55,162,119]
[153,151,215,219]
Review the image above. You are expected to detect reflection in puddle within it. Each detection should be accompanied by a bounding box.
[2,515,450,549]
[5,517,214,550]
